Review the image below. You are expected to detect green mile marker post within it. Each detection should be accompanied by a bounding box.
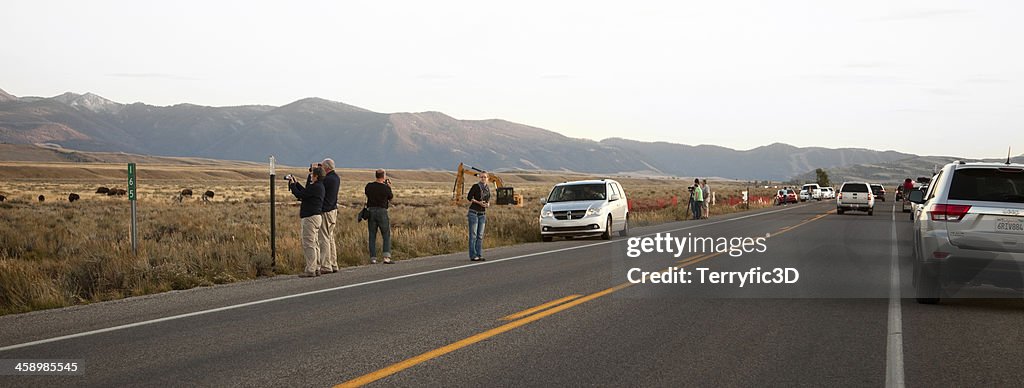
[128,162,138,255]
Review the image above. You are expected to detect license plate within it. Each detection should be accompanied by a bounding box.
[995,218,1024,234]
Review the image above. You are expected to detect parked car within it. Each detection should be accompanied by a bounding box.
[821,187,835,199]
[776,189,798,205]
[837,182,875,215]
[539,179,629,241]
[870,184,886,202]
[799,189,810,202]
[801,183,822,201]
[908,161,1024,304]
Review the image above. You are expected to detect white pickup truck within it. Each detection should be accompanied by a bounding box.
[837,182,875,216]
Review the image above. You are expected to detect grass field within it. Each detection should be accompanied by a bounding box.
[0,161,775,315]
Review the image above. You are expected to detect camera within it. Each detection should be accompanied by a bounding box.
[384,178,392,185]
[284,174,294,181]
[687,186,695,192]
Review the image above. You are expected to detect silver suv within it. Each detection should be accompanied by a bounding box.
[908,161,1024,304]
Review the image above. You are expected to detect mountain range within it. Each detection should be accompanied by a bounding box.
[0,87,918,180]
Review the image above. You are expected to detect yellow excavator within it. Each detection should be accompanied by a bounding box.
[451,162,524,207]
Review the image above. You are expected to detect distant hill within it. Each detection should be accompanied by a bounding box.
[792,154,1024,185]
[0,88,917,180]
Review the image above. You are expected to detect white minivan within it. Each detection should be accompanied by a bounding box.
[539,179,629,241]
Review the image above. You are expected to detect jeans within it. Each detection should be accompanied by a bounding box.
[468,210,486,259]
[692,200,703,220]
[367,207,391,259]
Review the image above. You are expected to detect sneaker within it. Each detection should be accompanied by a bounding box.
[332,267,340,272]
[319,267,335,274]
[370,258,377,264]
[299,272,317,278]
[478,257,486,261]
[383,258,394,264]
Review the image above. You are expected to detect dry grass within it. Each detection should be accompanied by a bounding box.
[0,161,772,315]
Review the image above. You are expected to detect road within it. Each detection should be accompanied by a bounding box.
[1,200,1022,387]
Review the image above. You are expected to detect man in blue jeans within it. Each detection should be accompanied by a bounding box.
[364,169,394,264]
[467,172,490,261]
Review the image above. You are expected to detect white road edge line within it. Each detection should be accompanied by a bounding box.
[886,202,906,387]
[0,202,817,352]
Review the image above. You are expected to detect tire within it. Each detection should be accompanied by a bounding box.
[602,216,612,240]
[915,262,941,304]
[542,236,553,242]
[618,215,629,237]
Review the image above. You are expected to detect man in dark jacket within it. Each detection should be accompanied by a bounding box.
[316,159,341,274]
[364,169,394,264]
[290,167,325,277]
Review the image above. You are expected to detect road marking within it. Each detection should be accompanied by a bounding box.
[886,202,906,387]
[336,284,632,388]
[337,207,836,387]
[0,202,818,353]
[500,294,583,321]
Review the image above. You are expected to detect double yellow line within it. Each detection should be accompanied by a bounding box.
[337,209,835,387]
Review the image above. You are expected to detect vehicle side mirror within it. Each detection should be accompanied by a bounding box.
[908,190,925,204]
[540,198,547,205]
[609,193,620,202]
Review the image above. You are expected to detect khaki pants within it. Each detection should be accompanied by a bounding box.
[301,215,322,274]
[318,209,338,270]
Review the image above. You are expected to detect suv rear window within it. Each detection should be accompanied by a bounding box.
[841,183,869,193]
[948,168,1024,203]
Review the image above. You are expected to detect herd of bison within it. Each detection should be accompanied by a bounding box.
[0,188,215,203]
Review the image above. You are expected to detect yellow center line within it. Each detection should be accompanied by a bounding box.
[336,284,631,388]
[500,294,583,321]
[675,253,709,265]
[337,209,836,387]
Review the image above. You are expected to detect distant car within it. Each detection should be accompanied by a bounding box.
[820,187,836,199]
[775,189,798,205]
[539,179,629,241]
[801,184,822,201]
[870,184,886,202]
[908,161,1024,304]
[799,189,810,202]
[837,182,875,215]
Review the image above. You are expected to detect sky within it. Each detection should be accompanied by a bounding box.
[2,0,1022,159]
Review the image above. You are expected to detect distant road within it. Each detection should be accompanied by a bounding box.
[1,201,1021,387]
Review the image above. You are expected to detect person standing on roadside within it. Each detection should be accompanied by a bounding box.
[289,167,325,277]
[316,158,340,274]
[701,179,712,219]
[691,178,704,220]
[467,172,490,261]
[364,169,394,264]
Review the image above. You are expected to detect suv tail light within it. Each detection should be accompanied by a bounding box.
[928,204,971,222]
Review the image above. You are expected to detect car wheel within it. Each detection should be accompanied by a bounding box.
[602,216,612,240]
[837,208,845,215]
[915,262,941,304]
[542,236,553,242]
[618,215,629,237]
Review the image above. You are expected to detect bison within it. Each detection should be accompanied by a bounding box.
[38,195,45,202]
[180,188,193,197]
[0,194,6,202]
[96,187,110,194]
[68,193,80,203]
[202,190,215,202]
[113,189,127,196]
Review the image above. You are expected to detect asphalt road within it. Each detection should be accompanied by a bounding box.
[1,200,1021,387]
